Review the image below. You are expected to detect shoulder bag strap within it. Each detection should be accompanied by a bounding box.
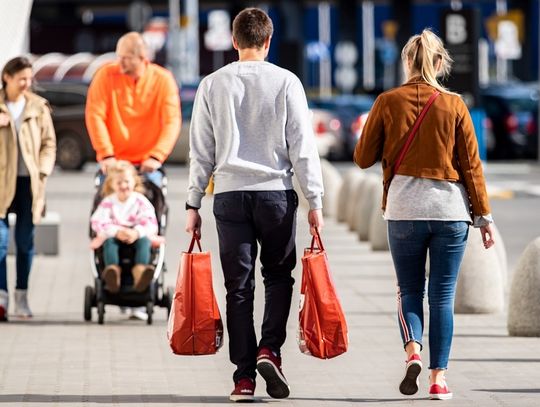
[393,91,440,174]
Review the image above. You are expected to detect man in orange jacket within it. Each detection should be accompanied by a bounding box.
[85,32,181,185]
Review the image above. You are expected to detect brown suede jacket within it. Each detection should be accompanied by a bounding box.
[353,80,490,217]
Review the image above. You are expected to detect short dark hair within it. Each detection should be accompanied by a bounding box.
[1,56,32,89]
[232,8,273,49]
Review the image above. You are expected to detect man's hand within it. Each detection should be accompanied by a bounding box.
[308,209,324,236]
[0,113,10,127]
[116,228,139,244]
[99,157,117,174]
[480,224,495,249]
[186,209,202,238]
[140,158,162,173]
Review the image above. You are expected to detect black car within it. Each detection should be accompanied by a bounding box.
[34,81,95,170]
[480,83,538,159]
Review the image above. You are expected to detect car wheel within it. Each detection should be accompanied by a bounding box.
[57,132,86,170]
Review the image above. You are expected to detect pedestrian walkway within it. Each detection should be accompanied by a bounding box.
[0,166,538,406]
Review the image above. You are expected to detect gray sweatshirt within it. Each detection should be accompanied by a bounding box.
[187,61,324,210]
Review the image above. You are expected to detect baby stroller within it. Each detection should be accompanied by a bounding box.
[83,168,174,325]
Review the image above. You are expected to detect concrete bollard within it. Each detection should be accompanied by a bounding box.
[8,212,60,255]
[507,237,540,337]
[344,171,367,228]
[336,168,364,223]
[356,175,380,241]
[455,226,504,314]
[369,182,388,251]
[320,159,343,218]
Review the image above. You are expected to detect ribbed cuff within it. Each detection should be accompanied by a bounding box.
[308,195,323,210]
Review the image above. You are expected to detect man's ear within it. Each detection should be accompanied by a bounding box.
[232,36,239,50]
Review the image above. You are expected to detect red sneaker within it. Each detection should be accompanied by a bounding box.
[429,382,453,400]
[256,346,290,399]
[0,304,7,322]
[399,354,422,395]
[229,378,255,402]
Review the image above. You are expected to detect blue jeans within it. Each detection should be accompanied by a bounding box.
[213,190,298,383]
[387,220,469,370]
[0,177,35,292]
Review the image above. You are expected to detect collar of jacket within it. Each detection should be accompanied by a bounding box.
[0,89,50,119]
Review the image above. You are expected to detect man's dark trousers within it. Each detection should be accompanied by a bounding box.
[213,190,298,383]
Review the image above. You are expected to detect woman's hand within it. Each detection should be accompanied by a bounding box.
[480,224,495,249]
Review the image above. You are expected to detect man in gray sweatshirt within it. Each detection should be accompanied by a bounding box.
[185,7,324,402]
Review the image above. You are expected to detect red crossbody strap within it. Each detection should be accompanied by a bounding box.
[393,91,440,174]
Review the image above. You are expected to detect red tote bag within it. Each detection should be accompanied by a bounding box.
[298,230,348,359]
[167,235,224,355]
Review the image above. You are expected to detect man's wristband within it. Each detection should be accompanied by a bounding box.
[186,203,200,211]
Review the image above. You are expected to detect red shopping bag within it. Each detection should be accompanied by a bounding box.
[167,235,224,355]
[298,230,348,359]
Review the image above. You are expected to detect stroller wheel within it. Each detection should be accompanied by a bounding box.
[84,285,94,321]
[97,301,105,325]
[146,301,153,325]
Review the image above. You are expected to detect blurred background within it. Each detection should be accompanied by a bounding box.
[1,0,539,169]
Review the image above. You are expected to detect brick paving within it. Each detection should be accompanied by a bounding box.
[0,166,539,406]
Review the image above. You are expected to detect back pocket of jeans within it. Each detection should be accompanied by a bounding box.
[388,220,414,239]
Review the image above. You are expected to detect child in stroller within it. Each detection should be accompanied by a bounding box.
[85,161,172,324]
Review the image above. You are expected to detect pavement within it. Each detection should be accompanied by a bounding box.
[0,164,539,407]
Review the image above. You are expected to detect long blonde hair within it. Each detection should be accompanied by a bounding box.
[401,29,457,95]
[101,160,144,197]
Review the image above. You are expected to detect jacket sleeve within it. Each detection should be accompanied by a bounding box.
[353,95,385,169]
[90,199,120,238]
[187,79,215,208]
[455,100,491,216]
[85,68,114,161]
[133,195,159,238]
[146,72,182,162]
[38,104,56,176]
[285,77,324,210]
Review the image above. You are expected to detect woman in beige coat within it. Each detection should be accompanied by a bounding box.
[0,56,56,321]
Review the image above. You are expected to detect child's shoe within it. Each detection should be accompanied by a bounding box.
[132,264,154,292]
[102,265,121,293]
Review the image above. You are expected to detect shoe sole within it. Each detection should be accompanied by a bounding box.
[430,392,453,400]
[133,268,154,292]
[256,360,290,399]
[229,394,255,402]
[102,268,120,293]
[399,361,422,395]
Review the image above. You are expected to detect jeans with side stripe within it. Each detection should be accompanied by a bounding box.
[388,220,469,370]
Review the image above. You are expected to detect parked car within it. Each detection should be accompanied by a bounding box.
[309,108,344,159]
[34,81,194,170]
[308,94,375,159]
[480,83,539,159]
[34,81,95,170]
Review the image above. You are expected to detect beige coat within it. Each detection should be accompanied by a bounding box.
[0,90,56,224]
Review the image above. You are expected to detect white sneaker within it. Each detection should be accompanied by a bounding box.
[0,289,8,321]
[129,307,148,321]
[14,289,33,318]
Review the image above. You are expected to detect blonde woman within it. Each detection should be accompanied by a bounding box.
[354,29,495,400]
[0,56,56,321]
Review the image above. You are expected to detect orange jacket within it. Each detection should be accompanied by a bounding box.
[85,62,181,163]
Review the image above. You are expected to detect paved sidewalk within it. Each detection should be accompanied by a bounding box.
[0,166,539,406]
